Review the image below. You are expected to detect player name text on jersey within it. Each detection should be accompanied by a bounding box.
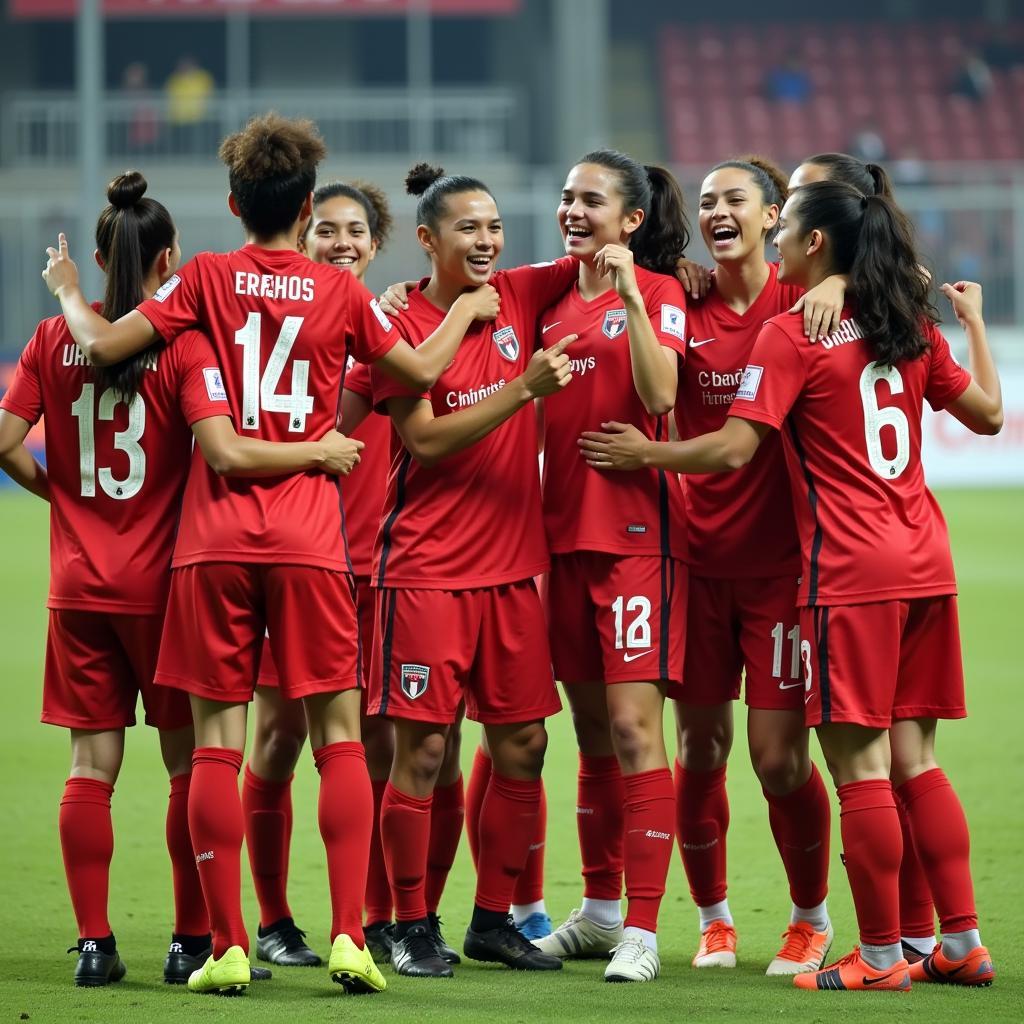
[234,271,315,302]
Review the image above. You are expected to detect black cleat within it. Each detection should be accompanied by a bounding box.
[391,923,454,978]
[428,912,461,965]
[464,917,564,971]
[256,917,321,967]
[70,939,127,987]
[165,941,273,984]
[365,921,396,965]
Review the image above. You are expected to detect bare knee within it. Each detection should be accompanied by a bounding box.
[676,706,732,772]
[609,708,661,771]
[752,743,809,795]
[252,724,306,782]
[393,727,448,793]
[488,722,548,780]
[362,714,395,780]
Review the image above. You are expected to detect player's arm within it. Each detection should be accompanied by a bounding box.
[0,410,49,501]
[788,274,848,339]
[340,387,372,436]
[941,282,1003,435]
[386,335,575,468]
[579,416,769,473]
[190,416,363,478]
[597,245,677,415]
[42,234,158,366]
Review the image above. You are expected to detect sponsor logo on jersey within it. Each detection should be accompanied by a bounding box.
[661,303,686,340]
[569,356,596,376]
[602,308,628,339]
[623,649,653,663]
[203,367,228,403]
[152,274,181,303]
[400,663,430,700]
[493,325,520,361]
[446,378,506,408]
[626,524,647,534]
[369,298,394,332]
[735,364,763,401]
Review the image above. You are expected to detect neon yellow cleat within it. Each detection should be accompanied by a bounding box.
[186,945,250,995]
[328,933,387,994]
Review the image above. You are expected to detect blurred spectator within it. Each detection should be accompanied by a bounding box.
[849,121,887,162]
[951,48,994,101]
[120,62,160,154]
[165,56,215,154]
[764,51,812,103]
[893,147,927,186]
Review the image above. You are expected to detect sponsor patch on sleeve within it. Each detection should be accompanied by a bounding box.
[529,260,556,267]
[369,298,394,332]
[735,364,764,401]
[203,367,228,403]
[152,274,181,303]
[660,303,686,341]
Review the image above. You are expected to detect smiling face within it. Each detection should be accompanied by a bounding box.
[303,195,378,281]
[698,166,779,266]
[557,162,643,263]
[773,193,816,286]
[419,190,503,287]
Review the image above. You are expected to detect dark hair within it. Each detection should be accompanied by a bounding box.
[577,149,691,275]
[802,152,894,199]
[219,112,326,238]
[93,171,173,401]
[711,155,789,210]
[308,180,394,249]
[405,162,494,232]
[790,181,936,364]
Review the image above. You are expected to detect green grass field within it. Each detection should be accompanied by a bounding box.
[0,489,1020,1023]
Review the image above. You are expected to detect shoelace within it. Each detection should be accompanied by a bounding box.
[777,922,815,961]
[497,917,536,953]
[829,947,863,970]
[701,921,735,954]
[405,926,441,962]
[610,937,647,963]
[276,923,308,949]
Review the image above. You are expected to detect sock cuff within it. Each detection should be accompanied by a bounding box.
[192,747,243,773]
[61,776,114,805]
[472,747,493,772]
[243,763,294,792]
[490,772,542,801]
[383,781,433,811]
[432,774,465,807]
[623,766,673,791]
[168,772,192,797]
[895,767,949,805]
[762,761,824,806]
[579,753,622,780]
[837,778,895,813]
[312,740,364,774]
[675,761,727,788]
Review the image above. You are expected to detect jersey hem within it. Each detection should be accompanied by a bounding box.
[799,583,958,607]
[170,552,349,571]
[47,596,167,615]
[370,562,550,591]
[548,542,686,559]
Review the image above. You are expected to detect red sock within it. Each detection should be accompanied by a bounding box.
[189,748,248,957]
[896,768,977,934]
[365,778,393,925]
[837,779,902,946]
[512,780,546,905]
[167,773,209,936]
[381,782,432,921]
[675,762,729,908]
[895,790,935,938]
[475,773,541,913]
[59,777,114,939]
[578,754,625,900]
[314,742,373,946]
[622,768,674,932]
[763,763,831,910]
[425,775,464,914]
[241,764,293,927]
[464,747,492,868]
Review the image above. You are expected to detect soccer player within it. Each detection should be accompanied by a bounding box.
[580,180,1001,992]
[0,171,360,987]
[41,115,494,997]
[530,150,689,984]
[789,152,895,197]
[368,163,576,978]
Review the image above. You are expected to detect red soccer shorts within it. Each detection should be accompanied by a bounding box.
[156,563,361,703]
[367,579,561,725]
[544,552,686,686]
[42,610,191,731]
[682,573,804,710]
[801,596,966,729]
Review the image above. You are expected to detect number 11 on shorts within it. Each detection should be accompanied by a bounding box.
[770,621,800,679]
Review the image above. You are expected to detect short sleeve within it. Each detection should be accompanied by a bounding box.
[642,273,689,358]
[346,275,401,366]
[345,359,373,400]
[923,323,972,411]
[137,257,203,344]
[0,326,45,425]
[174,330,233,426]
[728,321,807,429]
[499,257,578,331]
[369,314,430,411]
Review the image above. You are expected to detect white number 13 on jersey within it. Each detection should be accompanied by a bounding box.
[235,312,313,432]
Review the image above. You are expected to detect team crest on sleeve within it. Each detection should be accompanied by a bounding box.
[735,365,764,401]
[152,274,181,303]
[492,326,520,362]
[602,308,628,339]
[661,304,686,340]
[203,367,228,402]
[400,663,430,700]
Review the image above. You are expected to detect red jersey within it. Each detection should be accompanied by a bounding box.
[541,266,688,559]
[730,309,972,606]
[676,262,803,578]
[137,245,398,570]
[341,358,390,578]
[370,259,578,589]
[0,313,227,613]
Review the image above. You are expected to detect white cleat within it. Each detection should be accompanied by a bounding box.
[532,908,623,960]
[604,936,660,983]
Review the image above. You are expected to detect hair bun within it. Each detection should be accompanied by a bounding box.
[107,170,148,210]
[405,162,445,197]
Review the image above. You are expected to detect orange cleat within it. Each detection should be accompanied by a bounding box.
[909,943,995,987]
[766,921,834,976]
[692,920,737,968]
[793,947,911,992]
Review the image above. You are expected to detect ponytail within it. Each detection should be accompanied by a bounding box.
[802,152,894,198]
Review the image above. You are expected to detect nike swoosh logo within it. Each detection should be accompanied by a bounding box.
[542,321,562,334]
[778,681,804,690]
[623,650,653,663]
[862,970,902,986]
[804,692,814,704]
[689,337,716,348]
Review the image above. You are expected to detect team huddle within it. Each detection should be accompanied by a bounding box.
[0,112,1003,997]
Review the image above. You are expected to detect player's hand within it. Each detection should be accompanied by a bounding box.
[675,257,711,301]
[457,283,501,322]
[578,421,649,471]
[42,233,80,297]
[595,244,640,302]
[521,334,576,398]
[318,429,364,476]
[790,273,846,340]
[378,280,417,315]
[941,281,983,327]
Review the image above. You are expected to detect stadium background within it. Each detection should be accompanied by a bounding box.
[0,1,1020,1020]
